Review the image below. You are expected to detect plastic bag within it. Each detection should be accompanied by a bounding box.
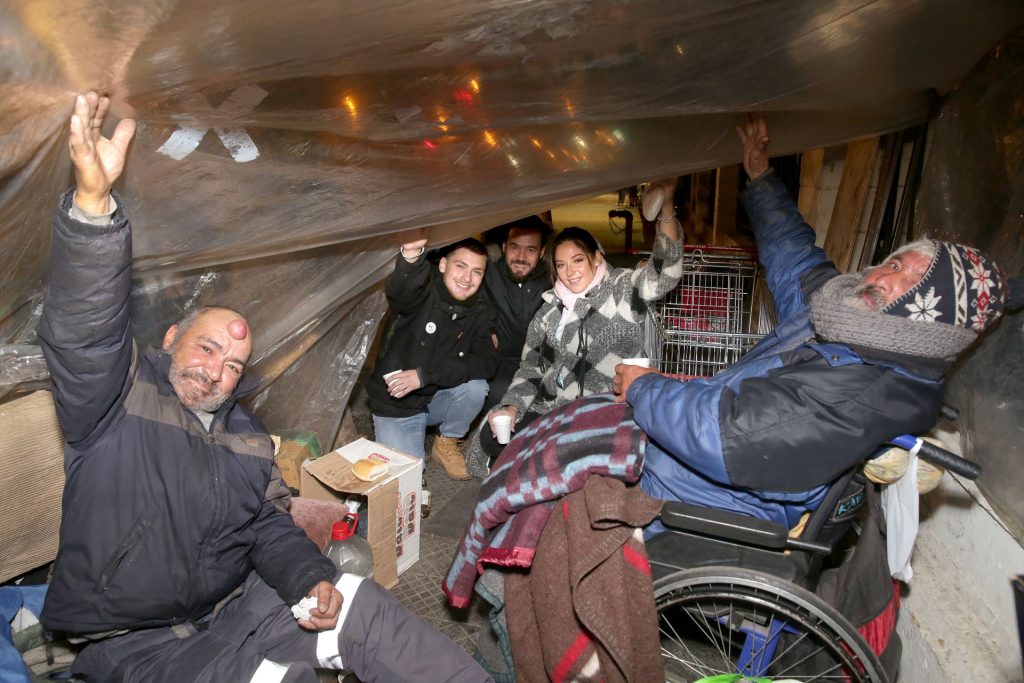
[881,444,920,582]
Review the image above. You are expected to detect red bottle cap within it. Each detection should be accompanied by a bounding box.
[330,515,358,541]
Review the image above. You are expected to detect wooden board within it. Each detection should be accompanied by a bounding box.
[712,164,739,245]
[797,148,826,232]
[824,137,879,272]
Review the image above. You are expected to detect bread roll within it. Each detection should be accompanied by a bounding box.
[353,458,389,482]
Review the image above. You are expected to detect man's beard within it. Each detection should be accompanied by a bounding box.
[169,361,230,413]
[831,271,887,311]
[507,259,535,283]
[810,269,976,361]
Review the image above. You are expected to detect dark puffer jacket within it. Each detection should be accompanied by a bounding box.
[37,191,335,635]
[367,252,498,418]
[482,258,550,363]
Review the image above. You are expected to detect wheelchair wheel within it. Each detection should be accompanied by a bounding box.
[654,566,887,682]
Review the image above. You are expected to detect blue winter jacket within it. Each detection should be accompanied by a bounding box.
[633,171,945,530]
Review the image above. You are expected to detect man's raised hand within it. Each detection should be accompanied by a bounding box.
[69,91,136,214]
[735,112,770,181]
[397,226,430,261]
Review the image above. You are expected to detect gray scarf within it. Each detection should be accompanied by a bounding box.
[809,274,977,361]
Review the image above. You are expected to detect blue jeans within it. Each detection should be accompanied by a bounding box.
[372,379,488,458]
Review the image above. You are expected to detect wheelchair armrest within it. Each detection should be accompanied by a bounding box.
[659,501,832,555]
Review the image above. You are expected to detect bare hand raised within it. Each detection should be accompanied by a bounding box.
[399,227,430,260]
[735,113,770,181]
[647,176,680,241]
[69,91,137,214]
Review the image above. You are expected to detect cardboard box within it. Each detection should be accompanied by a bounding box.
[0,391,66,583]
[300,438,422,589]
[273,437,316,491]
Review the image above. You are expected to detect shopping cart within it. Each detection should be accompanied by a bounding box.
[649,246,775,378]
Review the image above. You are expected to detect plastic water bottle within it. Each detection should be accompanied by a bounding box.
[324,501,374,579]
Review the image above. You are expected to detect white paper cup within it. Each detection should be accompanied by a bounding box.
[492,415,513,445]
[621,357,652,368]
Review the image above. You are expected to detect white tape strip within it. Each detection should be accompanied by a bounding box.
[215,127,261,163]
[248,659,289,683]
[156,124,208,161]
[157,85,268,163]
[316,573,367,669]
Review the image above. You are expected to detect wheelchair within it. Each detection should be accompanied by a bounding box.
[644,431,981,683]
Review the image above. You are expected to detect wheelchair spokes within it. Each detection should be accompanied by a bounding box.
[655,568,886,682]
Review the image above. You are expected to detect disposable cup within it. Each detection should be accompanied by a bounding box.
[622,357,652,368]
[492,415,513,445]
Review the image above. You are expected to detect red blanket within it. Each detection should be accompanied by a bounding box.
[506,476,665,683]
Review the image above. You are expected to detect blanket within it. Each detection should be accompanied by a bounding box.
[506,476,664,683]
[443,393,647,607]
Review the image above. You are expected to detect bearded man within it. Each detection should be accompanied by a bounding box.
[38,91,491,683]
[615,114,1019,529]
[479,216,553,412]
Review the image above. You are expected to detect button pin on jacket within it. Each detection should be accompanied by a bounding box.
[425,322,436,334]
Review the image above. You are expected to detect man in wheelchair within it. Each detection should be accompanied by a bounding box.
[446,115,1018,682]
[617,113,1013,533]
[610,114,1018,681]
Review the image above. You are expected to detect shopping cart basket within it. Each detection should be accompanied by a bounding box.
[649,246,776,378]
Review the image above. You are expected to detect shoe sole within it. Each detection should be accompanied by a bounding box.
[439,466,472,481]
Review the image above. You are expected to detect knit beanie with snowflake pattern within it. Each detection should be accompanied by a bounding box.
[882,240,1009,334]
[810,240,1021,362]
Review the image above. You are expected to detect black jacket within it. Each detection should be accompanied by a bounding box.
[481,258,550,363]
[37,191,335,634]
[367,252,498,418]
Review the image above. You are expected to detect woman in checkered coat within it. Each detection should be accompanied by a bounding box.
[472,180,684,467]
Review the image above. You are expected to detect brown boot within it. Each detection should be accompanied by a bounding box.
[431,435,472,480]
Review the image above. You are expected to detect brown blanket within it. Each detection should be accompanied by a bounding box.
[506,476,664,683]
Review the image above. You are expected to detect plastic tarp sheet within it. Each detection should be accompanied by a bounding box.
[1,0,1022,446]
[912,33,1024,541]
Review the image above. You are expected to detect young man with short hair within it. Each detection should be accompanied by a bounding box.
[367,234,499,480]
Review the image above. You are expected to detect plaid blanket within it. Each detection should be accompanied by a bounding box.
[443,393,647,608]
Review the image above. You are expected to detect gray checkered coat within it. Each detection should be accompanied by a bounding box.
[500,231,684,420]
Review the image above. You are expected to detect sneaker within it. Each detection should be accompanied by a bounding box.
[431,435,472,480]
